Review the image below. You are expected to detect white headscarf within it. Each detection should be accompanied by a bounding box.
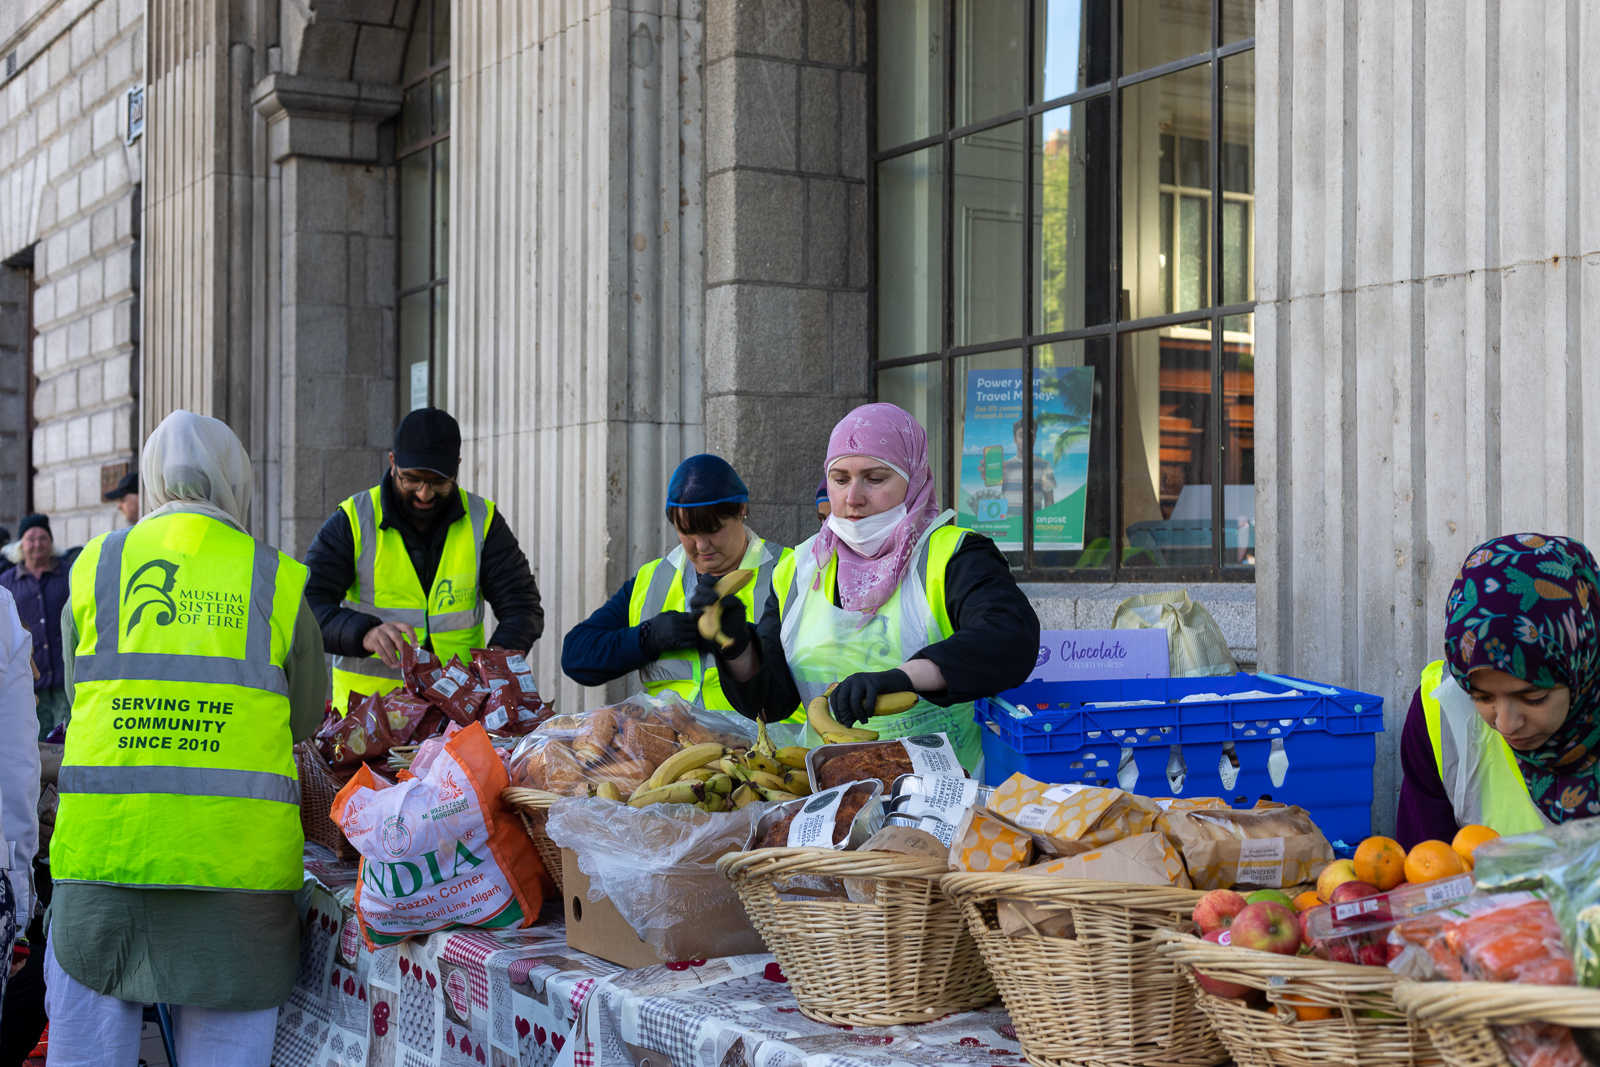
[140,410,253,532]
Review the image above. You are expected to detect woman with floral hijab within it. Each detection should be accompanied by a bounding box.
[1397,533,1600,849]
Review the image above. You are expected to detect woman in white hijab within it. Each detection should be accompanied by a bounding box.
[45,410,327,1067]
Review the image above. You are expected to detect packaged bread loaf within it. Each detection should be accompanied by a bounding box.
[810,733,964,791]
[1164,802,1334,890]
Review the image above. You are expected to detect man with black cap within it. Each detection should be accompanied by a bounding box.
[303,408,544,711]
[102,469,139,526]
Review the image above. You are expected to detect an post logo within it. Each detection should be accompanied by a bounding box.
[125,560,179,628]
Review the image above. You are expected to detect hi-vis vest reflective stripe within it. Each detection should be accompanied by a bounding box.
[331,486,493,709]
[1420,659,1551,837]
[626,534,793,713]
[53,512,307,893]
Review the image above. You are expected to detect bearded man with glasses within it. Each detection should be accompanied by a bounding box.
[303,408,544,711]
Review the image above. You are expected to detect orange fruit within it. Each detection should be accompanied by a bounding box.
[1451,825,1500,866]
[1281,993,1334,1021]
[1353,836,1408,891]
[1404,840,1467,884]
[1292,890,1323,913]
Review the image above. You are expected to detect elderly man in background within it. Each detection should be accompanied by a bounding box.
[0,516,71,740]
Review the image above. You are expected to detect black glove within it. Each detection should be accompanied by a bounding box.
[829,668,913,728]
[638,610,702,658]
[688,575,752,660]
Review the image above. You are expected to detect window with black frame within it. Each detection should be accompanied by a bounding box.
[397,0,451,413]
[873,0,1255,579]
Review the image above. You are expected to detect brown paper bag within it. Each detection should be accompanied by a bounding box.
[1164,804,1333,890]
[986,774,1162,857]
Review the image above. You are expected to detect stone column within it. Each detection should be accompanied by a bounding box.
[702,0,869,549]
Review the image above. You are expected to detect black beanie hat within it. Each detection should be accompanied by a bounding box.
[17,514,50,539]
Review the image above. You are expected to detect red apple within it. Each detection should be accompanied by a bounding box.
[1326,939,1356,964]
[1191,929,1253,1000]
[1229,901,1304,956]
[1357,943,1389,968]
[1329,881,1381,906]
[1192,889,1250,935]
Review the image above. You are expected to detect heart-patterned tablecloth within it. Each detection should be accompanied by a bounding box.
[277,870,1024,1067]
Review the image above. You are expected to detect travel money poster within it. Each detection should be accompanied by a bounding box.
[959,367,1094,550]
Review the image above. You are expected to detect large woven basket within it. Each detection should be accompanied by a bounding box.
[1157,931,1442,1067]
[941,873,1224,1067]
[501,787,565,889]
[295,742,359,861]
[1394,980,1600,1067]
[718,847,995,1026]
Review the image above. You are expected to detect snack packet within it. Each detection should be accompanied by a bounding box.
[480,687,550,737]
[948,806,1035,872]
[320,691,395,768]
[399,642,442,695]
[332,723,549,948]
[423,656,488,726]
[383,689,433,745]
[471,648,542,704]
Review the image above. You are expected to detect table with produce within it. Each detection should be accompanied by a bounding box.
[280,654,1600,1067]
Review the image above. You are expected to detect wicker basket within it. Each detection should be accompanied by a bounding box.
[1394,980,1600,1067]
[941,873,1225,1067]
[718,847,995,1026]
[295,742,359,861]
[501,787,565,888]
[1157,931,1443,1067]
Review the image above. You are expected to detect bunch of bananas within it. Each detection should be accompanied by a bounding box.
[619,716,815,812]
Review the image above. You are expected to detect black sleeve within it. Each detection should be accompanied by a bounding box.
[911,533,1041,705]
[302,508,382,658]
[560,577,653,687]
[480,511,544,652]
[718,587,802,722]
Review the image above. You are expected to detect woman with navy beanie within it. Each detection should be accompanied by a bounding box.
[561,455,794,717]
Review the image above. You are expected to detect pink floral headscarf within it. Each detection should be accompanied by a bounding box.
[814,403,942,613]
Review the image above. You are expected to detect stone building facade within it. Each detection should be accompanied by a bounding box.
[0,0,143,546]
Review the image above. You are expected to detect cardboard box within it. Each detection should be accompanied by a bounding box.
[561,849,666,970]
[559,849,768,969]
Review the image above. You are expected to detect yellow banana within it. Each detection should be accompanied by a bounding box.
[676,767,716,784]
[646,743,727,790]
[806,695,878,742]
[874,692,918,716]
[782,769,813,796]
[596,781,623,802]
[730,783,761,809]
[745,752,784,777]
[754,715,777,759]
[717,758,750,781]
[703,791,730,813]
[705,773,734,796]
[747,770,788,792]
[696,569,755,649]
[823,731,873,745]
[775,746,810,770]
[627,781,705,808]
[756,786,801,803]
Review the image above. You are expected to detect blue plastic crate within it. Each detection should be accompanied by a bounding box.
[974,672,1385,844]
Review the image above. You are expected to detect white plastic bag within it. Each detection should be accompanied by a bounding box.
[544,796,767,960]
[1113,590,1238,677]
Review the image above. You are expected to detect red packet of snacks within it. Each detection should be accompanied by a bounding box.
[480,686,552,737]
[321,691,395,768]
[382,689,432,745]
[399,642,442,696]
[423,656,488,727]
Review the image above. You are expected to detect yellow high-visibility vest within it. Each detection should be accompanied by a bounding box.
[53,512,307,892]
[774,521,983,770]
[332,485,493,711]
[1419,659,1551,837]
[626,533,793,716]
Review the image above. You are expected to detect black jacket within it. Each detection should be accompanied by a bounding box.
[303,474,544,657]
[719,532,1040,721]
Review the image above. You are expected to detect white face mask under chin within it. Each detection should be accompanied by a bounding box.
[827,504,908,557]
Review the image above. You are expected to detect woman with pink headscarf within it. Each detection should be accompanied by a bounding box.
[714,403,1039,770]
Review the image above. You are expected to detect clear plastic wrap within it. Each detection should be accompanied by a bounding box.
[505,691,756,799]
[543,795,767,960]
[1472,818,1600,988]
